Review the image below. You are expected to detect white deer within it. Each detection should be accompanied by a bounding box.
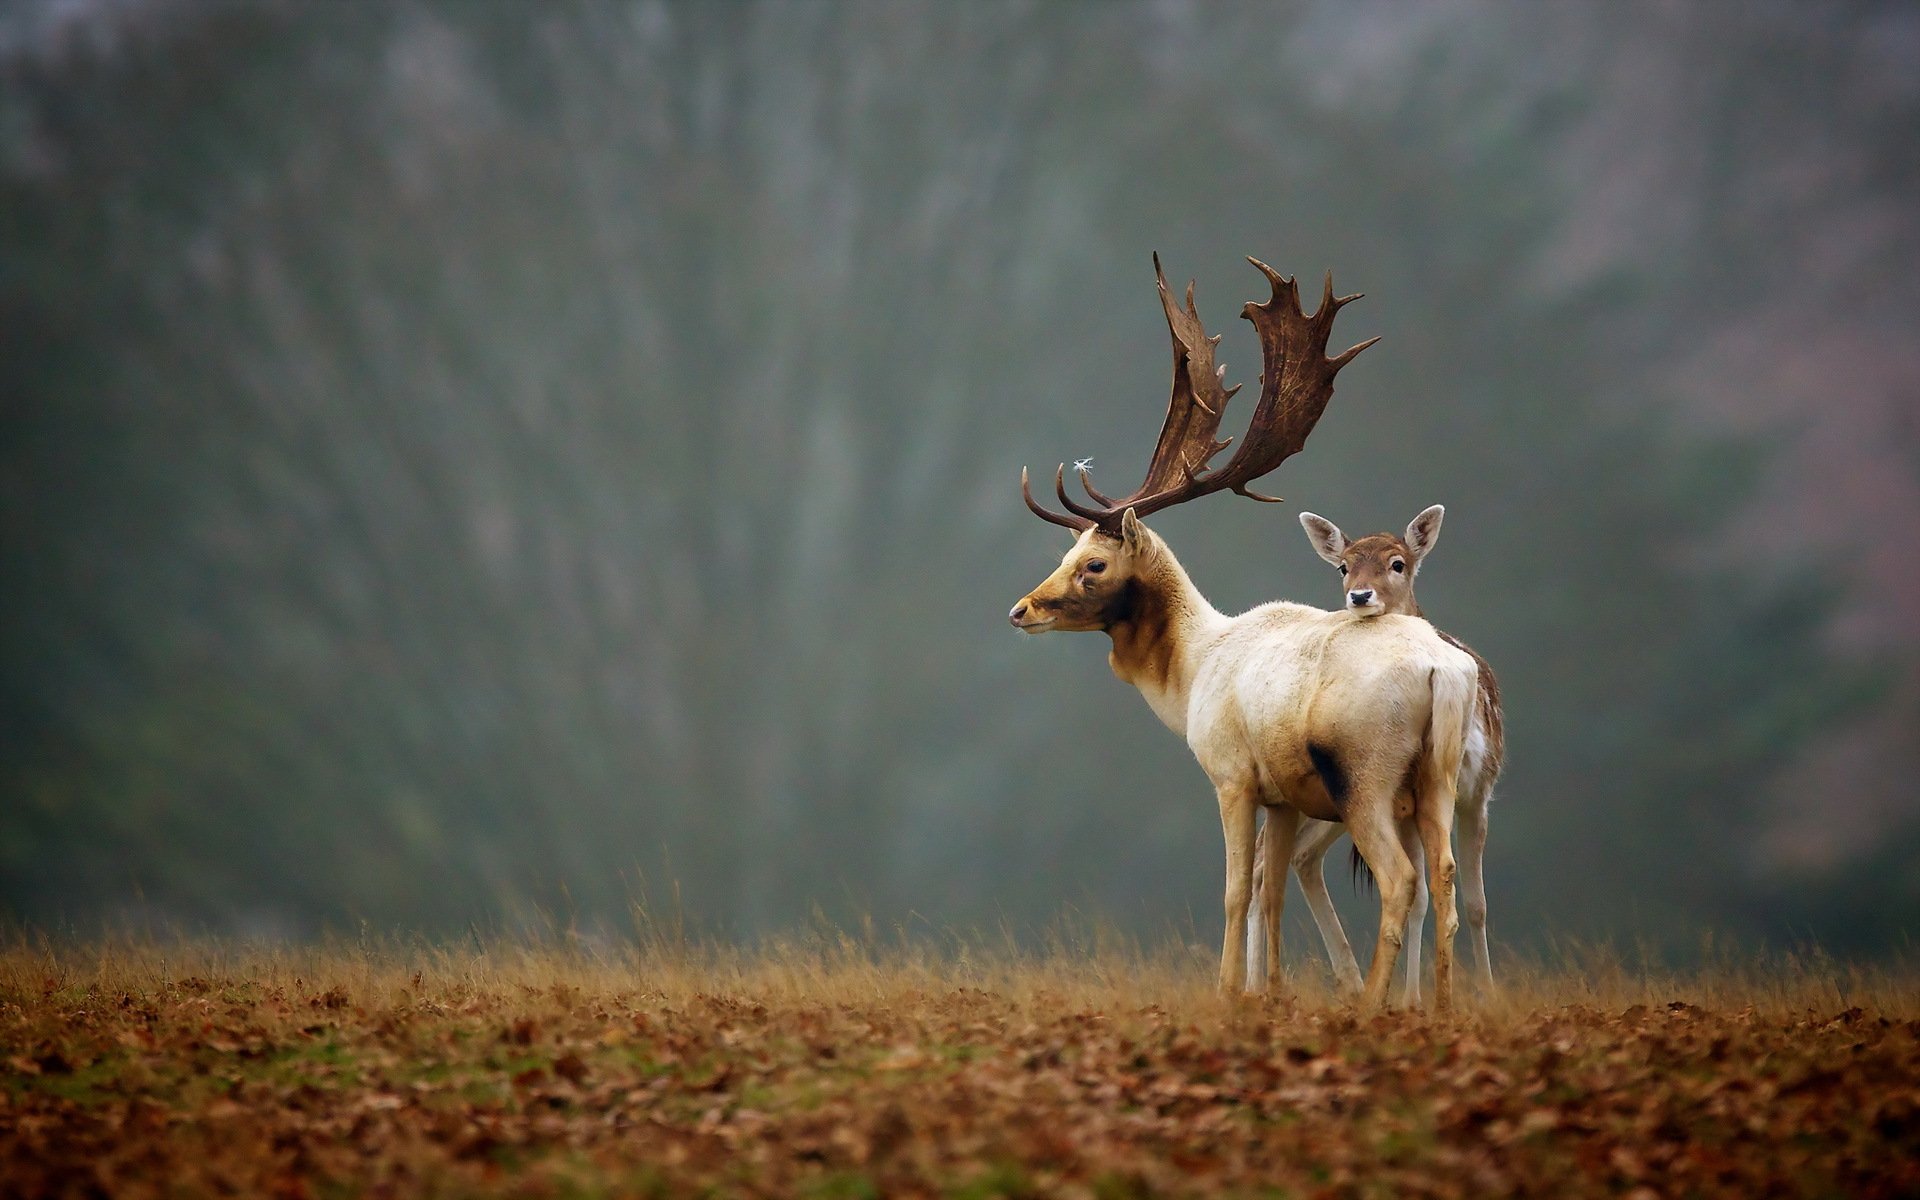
[1245,506,1507,1002]
[1009,256,1479,1012]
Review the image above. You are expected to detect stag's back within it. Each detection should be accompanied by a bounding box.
[1185,606,1475,808]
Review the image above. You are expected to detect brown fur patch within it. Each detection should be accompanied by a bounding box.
[1307,743,1348,813]
[1438,630,1506,775]
[1107,577,1176,687]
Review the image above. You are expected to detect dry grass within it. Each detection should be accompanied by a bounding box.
[6,920,1909,1018]
[3,929,1917,1197]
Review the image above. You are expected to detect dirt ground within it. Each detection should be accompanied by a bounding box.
[3,939,1916,1197]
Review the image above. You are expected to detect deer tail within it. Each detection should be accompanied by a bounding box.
[1422,664,1473,819]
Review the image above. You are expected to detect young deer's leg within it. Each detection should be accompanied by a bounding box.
[1215,781,1260,994]
[1259,806,1299,994]
[1343,794,1416,1013]
[1457,790,1494,991]
[1417,789,1461,1015]
[1290,819,1365,994]
[1398,818,1428,1009]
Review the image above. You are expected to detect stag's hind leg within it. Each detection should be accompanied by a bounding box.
[1342,794,1417,1014]
[1418,790,1461,1015]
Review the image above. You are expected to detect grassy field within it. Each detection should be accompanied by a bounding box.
[2,933,1917,1198]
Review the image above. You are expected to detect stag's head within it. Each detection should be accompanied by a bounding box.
[1299,505,1444,617]
[1012,253,1377,633]
[1008,509,1163,633]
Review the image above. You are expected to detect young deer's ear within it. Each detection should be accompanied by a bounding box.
[1404,505,1445,567]
[1299,512,1348,566]
[1119,507,1150,554]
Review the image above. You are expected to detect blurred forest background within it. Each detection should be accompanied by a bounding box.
[4,0,1917,961]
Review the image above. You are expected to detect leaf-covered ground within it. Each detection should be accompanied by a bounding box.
[2,941,1917,1198]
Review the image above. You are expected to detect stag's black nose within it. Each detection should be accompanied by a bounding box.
[1348,589,1374,607]
[1009,603,1029,625]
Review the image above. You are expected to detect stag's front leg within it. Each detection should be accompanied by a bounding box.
[1215,781,1260,994]
[1244,819,1268,992]
[1258,806,1299,994]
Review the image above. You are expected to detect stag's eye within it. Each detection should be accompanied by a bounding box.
[1337,564,1348,576]
[1391,559,1406,573]
[1085,560,1106,574]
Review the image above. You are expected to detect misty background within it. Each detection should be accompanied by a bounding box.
[4,0,1917,962]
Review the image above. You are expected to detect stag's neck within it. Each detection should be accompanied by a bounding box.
[1105,546,1222,736]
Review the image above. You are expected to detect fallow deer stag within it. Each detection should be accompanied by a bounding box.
[1008,255,1479,1013]
[1245,506,1507,1003]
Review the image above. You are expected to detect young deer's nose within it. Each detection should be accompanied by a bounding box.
[1348,589,1374,607]
[1009,602,1029,625]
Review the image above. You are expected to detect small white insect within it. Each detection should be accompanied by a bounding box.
[1072,457,1095,473]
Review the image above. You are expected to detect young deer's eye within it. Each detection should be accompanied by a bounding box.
[1084,560,1106,574]
[1390,559,1406,573]
[1337,564,1348,576]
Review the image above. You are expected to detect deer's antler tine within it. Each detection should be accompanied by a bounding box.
[1022,466,1092,531]
[1314,273,1367,321]
[1246,256,1301,318]
[1330,335,1382,369]
[1187,435,1236,478]
[1233,484,1285,503]
[1077,465,1117,507]
[1246,255,1285,288]
[1054,464,1107,522]
[1215,374,1242,414]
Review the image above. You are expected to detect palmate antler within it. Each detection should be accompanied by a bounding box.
[1023,254,1379,533]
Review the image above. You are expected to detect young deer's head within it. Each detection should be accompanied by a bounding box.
[1012,254,1377,633]
[1299,505,1444,617]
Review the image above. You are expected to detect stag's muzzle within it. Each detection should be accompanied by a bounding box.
[1008,600,1053,632]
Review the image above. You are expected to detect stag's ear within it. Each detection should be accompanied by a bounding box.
[1404,505,1445,567]
[1119,507,1151,555]
[1299,512,1348,566]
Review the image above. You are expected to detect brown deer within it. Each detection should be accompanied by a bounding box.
[1246,507,1507,1002]
[1008,255,1479,1012]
